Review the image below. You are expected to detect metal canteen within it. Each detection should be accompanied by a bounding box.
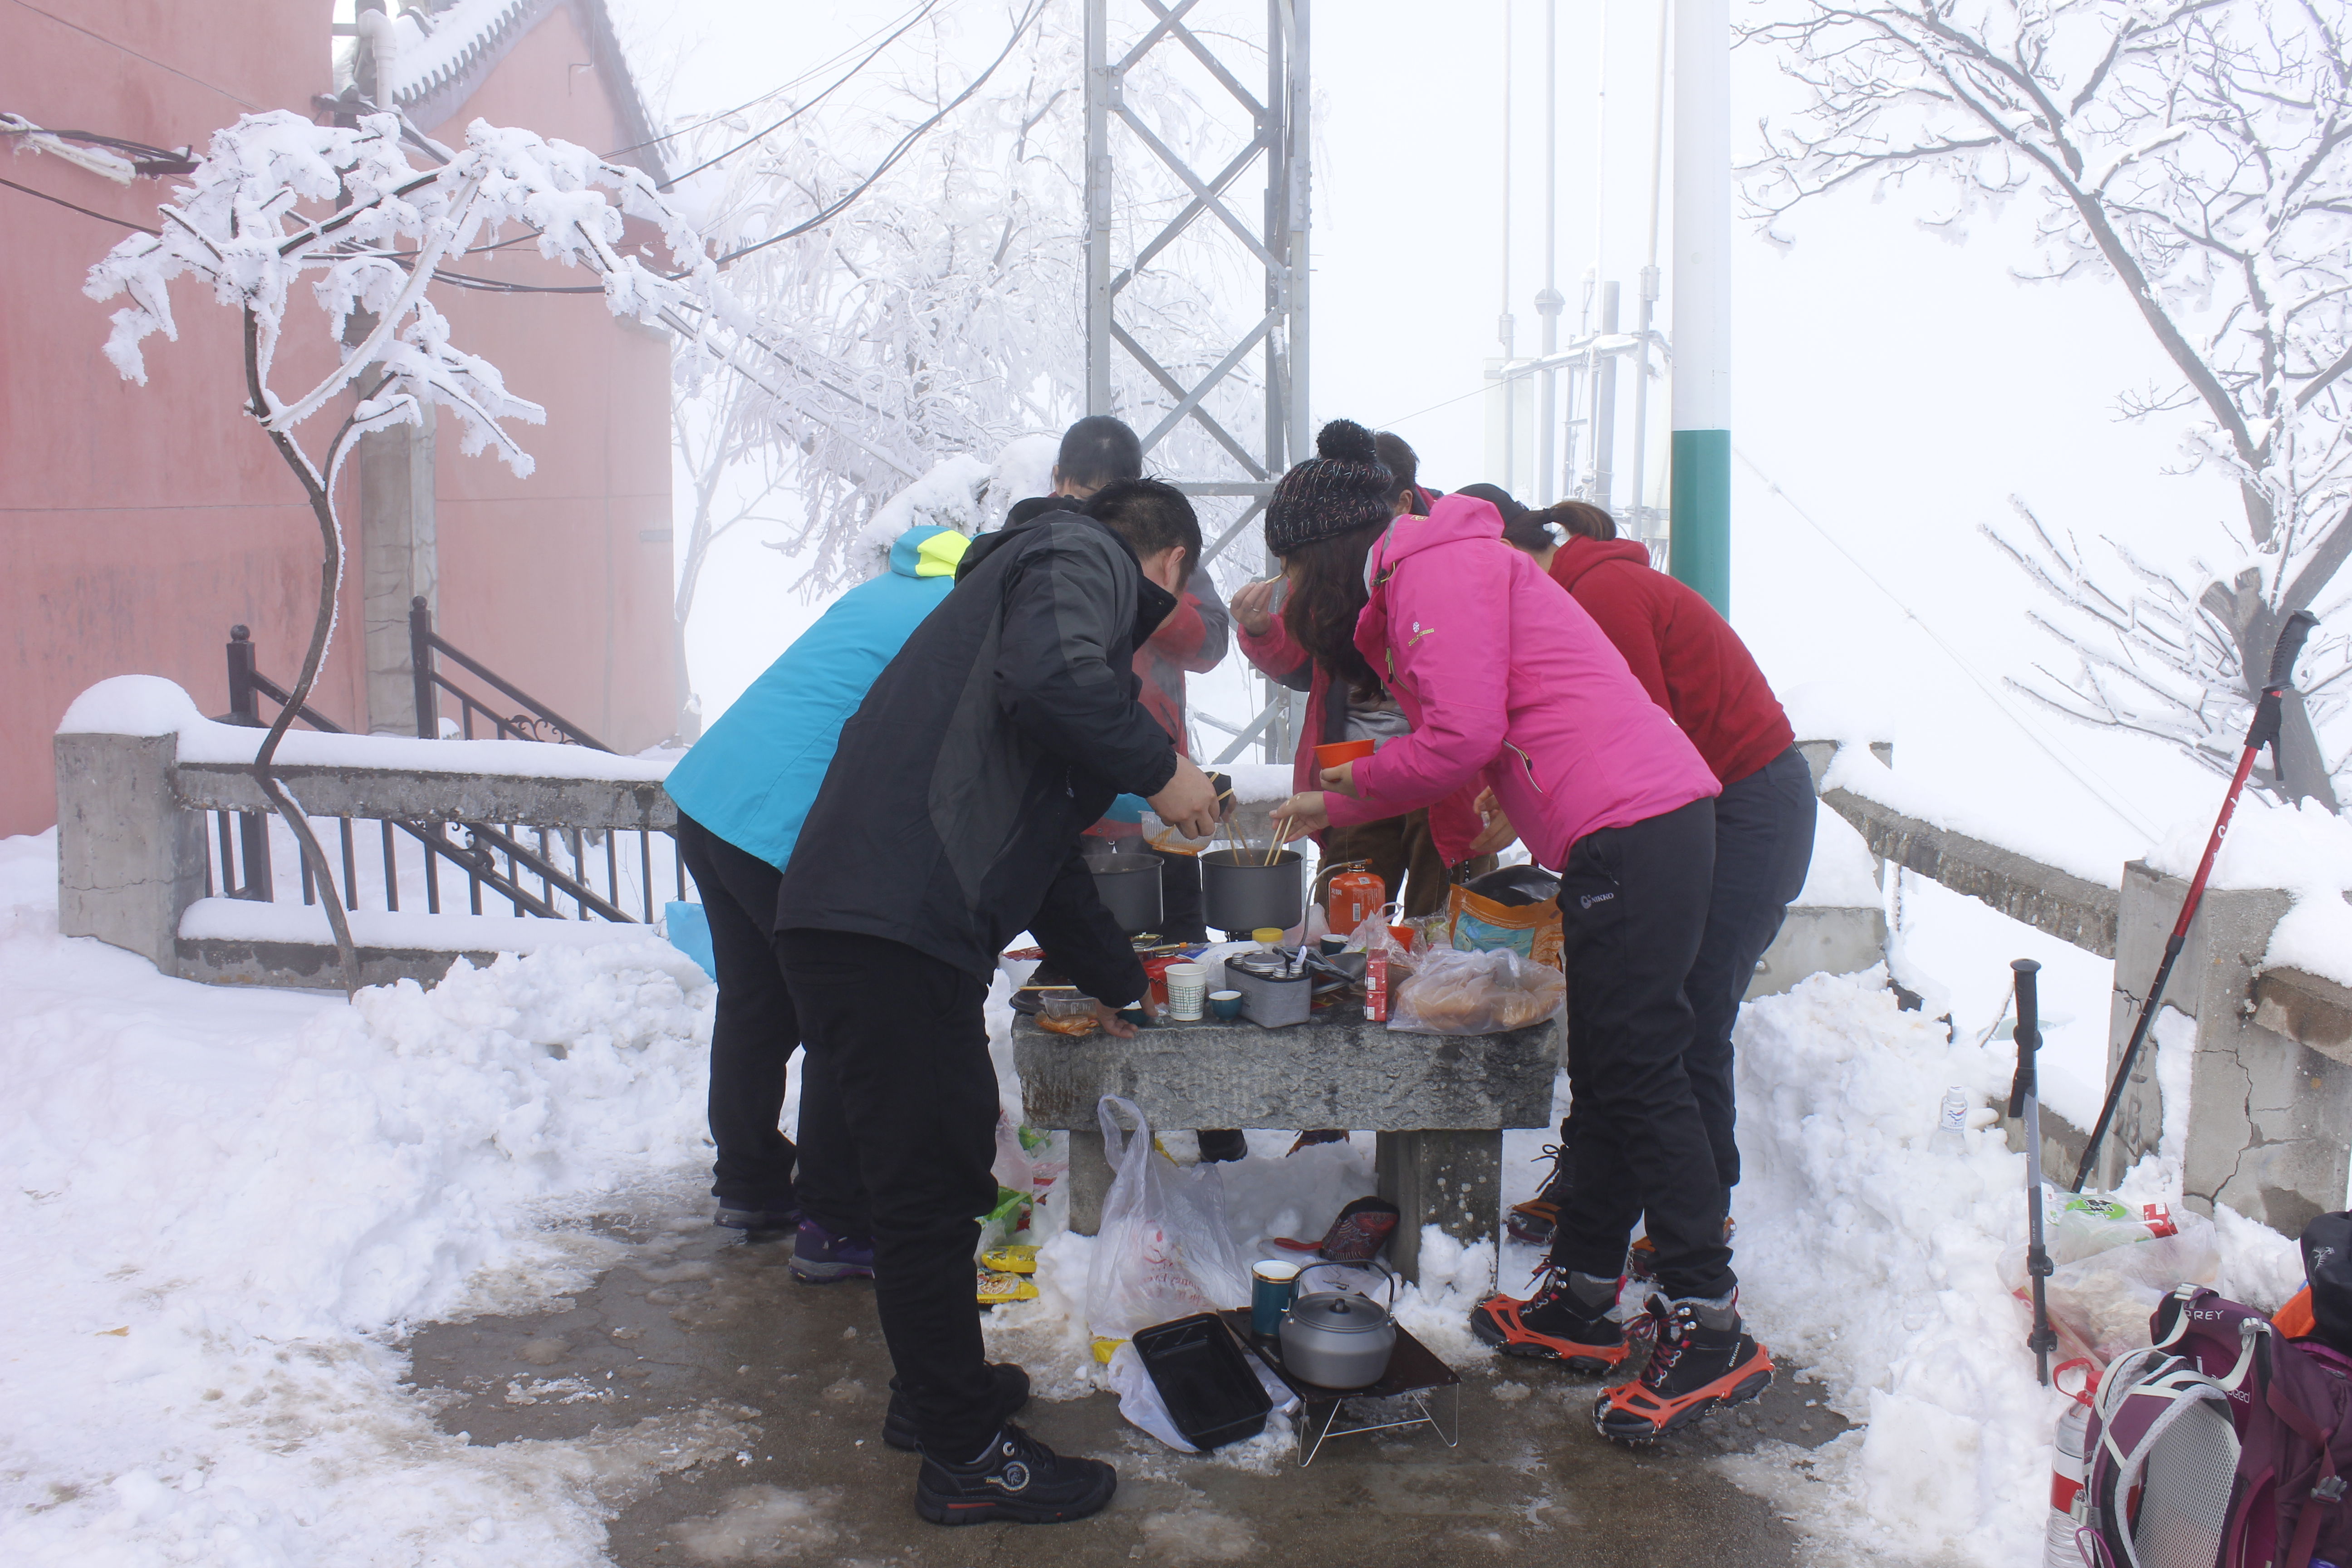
[1199,847,1304,936]
[1084,850,1163,935]
[1278,1261,1398,1390]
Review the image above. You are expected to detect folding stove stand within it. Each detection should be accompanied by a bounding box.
[1215,1309,1461,1467]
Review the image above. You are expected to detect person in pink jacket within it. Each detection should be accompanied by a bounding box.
[1268,420,1773,1443]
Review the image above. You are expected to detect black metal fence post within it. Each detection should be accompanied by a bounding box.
[226,626,260,726]
[410,596,437,740]
[224,625,272,898]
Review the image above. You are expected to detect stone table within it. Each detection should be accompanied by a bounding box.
[1011,1009,1560,1281]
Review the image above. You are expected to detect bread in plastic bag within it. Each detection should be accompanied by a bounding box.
[1385,945,1566,1035]
[1084,1096,1252,1349]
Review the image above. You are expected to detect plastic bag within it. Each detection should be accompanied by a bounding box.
[1386,946,1566,1034]
[2043,1213,2220,1364]
[2001,1194,2183,1291]
[1084,1097,1252,1349]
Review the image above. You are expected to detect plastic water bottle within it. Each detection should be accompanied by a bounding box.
[1932,1086,1969,1153]
[2041,1399,2092,1568]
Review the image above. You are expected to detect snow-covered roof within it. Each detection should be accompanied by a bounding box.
[338,0,668,184]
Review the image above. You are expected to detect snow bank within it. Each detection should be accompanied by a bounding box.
[57,675,676,783]
[2141,793,2352,990]
[0,829,725,1564]
[1721,967,2300,1565]
[1783,680,1898,747]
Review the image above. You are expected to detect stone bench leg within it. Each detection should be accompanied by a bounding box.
[1063,1127,1110,1236]
[1376,1129,1502,1286]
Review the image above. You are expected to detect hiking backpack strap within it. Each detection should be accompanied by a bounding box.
[2083,1346,2243,1568]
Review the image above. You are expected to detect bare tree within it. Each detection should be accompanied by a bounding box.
[85,111,743,990]
[1747,0,2352,804]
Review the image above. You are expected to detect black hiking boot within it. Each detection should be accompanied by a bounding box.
[882,1363,1033,1452]
[713,1201,801,1236]
[914,1423,1117,1527]
[1594,1293,1774,1442]
[1196,1129,1249,1163]
[1469,1266,1634,1374]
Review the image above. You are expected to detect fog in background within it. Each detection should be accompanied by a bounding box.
[616,0,2240,856]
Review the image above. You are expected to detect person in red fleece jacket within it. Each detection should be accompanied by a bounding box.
[1490,497,1816,1260]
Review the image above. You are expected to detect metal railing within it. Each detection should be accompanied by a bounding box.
[409,596,612,750]
[216,626,685,924]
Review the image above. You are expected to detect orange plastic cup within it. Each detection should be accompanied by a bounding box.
[1314,739,1377,769]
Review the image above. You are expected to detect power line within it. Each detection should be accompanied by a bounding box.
[604,0,942,162]
[1734,445,2165,841]
[653,0,945,189]
[711,0,1046,267]
[0,173,156,232]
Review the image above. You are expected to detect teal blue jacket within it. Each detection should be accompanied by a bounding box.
[663,524,970,870]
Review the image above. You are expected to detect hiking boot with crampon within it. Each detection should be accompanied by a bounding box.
[1594,1293,1773,1442]
[1507,1121,1573,1246]
[1468,1267,1637,1373]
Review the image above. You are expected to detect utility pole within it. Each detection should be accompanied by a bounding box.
[1670,0,1732,613]
[1592,280,1620,511]
[1535,0,1562,506]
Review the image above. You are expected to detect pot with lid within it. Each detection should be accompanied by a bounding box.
[1278,1261,1398,1390]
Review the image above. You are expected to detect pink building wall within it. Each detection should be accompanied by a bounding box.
[1,0,677,837]
[0,0,353,838]
[412,4,677,757]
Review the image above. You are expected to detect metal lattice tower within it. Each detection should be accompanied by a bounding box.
[1084,0,1310,763]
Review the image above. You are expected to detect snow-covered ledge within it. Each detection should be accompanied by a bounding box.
[55,677,679,990]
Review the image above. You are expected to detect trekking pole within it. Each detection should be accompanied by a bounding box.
[2070,609,2321,1192]
[2008,957,2058,1387]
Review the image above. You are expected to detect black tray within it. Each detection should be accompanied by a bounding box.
[1132,1313,1272,1450]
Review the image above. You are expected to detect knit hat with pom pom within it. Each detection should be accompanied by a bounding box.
[1264,419,1396,555]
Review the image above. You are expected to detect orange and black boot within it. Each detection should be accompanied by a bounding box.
[1594,1293,1773,1442]
[1469,1267,1635,1374]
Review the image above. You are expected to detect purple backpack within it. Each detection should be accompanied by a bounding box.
[2070,1287,2352,1568]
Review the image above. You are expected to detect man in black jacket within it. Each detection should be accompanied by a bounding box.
[775,478,1220,1527]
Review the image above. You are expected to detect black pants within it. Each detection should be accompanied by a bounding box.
[1683,747,1816,1193]
[1551,797,1734,1302]
[776,928,1002,1460]
[674,814,862,1231]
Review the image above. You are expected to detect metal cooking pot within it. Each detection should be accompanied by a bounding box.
[1085,851,1163,935]
[1200,848,1304,936]
[1279,1261,1398,1390]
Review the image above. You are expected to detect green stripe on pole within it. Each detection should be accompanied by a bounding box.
[1669,428,1731,617]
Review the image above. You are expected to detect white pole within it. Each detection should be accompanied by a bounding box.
[1629,0,1668,544]
[1501,0,1517,492]
[1669,0,1730,611]
[1536,0,1562,506]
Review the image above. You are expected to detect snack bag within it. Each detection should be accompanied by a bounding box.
[1387,946,1566,1035]
[1445,867,1563,970]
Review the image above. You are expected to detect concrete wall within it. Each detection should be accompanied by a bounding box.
[0,0,350,838]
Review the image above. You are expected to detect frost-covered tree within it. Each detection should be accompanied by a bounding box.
[1747,0,2352,805]
[662,2,1259,723]
[84,109,744,990]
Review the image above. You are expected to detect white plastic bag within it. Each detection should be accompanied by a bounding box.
[1387,945,1565,1034]
[1084,1096,1252,1348]
[2044,1214,2220,1363]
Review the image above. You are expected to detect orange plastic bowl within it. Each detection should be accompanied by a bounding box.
[1314,739,1377,769]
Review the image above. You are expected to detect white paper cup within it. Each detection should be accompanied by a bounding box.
[1163,962,1208,1020]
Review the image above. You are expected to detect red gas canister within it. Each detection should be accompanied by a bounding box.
[1325,863,1386,940]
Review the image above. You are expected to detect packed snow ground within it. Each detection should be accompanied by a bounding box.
[0,823,2308,1565]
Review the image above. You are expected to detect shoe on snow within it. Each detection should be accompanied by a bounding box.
[883,1363,1032,1452]
[1594,1293,1772,1442]
[1468,1268,1633,1373]
[789,1219,876,1284]
[915,1422,1116,1527]
[1196,1129,1249,1163]
[715,1201,801,1235]
[1624,1216,1737,1281]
